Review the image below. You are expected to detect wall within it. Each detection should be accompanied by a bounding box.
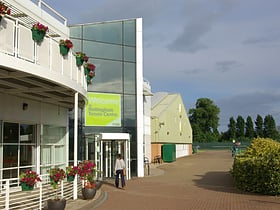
[0,94,68,125]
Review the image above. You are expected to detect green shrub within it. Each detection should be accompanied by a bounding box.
[231,137,280,195]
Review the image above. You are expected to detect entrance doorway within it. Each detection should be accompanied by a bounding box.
[85,133,130,180]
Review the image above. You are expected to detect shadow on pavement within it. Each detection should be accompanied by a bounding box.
[193,171,238,193]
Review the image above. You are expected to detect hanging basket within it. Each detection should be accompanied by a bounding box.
[76,57,84,67]
[67,175,75,182]
[31,29,46,43]
[59,45,70,56]
[21,183,34,191]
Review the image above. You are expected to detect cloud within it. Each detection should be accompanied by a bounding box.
[167,0,237,53]
[243,32,280,45]
[216,60,242,73]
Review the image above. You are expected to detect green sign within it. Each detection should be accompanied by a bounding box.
[85,93,121,126]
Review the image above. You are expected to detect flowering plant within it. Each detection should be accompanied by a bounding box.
[32,22,48,33]
[59,39,73,49]
[66,165,79,177]
[78,160,96,188]
[0,1,11,16]
[84,63,96,71]
[49,168,66,189]
[19,170,41,186]
[76,52,89,62]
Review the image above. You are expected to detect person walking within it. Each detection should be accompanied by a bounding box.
[114,153,126,189]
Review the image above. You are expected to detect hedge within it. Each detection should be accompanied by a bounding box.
[231,137,280,195]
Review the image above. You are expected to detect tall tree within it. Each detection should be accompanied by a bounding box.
[228,117,236,140]
[236,115,245,138]
[189,98,220,142]
[245,116,255,139]
[255,115,264,137]
[263,114,279,139]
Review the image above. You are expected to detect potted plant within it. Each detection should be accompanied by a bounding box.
[59,39,73,56]
[0,1,11,22]
[48,167,66,210]
[31,22,48,43]
[66,165,79,182]
[75,52,88,67]
[19,170,41,191]
[84,63,96,85]
[78,160,97,199]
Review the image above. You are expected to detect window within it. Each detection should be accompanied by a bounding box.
[40,125,66,175]
[1,122,36,179]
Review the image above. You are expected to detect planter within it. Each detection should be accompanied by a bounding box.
[95,180,102,190]
[47,199,66,210]
[31,29,46,43]
[82,188,96,200]
[67,175,75,182]
[76,57,84,67]
[59,45,70,56]
[21,182,34,191]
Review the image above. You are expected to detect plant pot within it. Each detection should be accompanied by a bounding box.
[67,175,75,182]
[76,57,84,67]
[95,180,102,190]
[47,199,66,210]
[21,182,34,191]
[59,45,70,56]
[82,188,96,200]
[31,29,46,43]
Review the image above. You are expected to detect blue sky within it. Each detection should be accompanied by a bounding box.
[43,0,280,131]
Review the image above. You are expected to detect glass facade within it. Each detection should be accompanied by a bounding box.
[70,19,139,176]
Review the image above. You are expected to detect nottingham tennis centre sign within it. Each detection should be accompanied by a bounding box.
[85,93,121,126]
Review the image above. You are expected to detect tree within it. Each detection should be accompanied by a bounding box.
[263,114,279,139]
[189,98,220,142]
[228,117,236,140]
[255,115,263,137]
[245,116,255,139]
[236,115,245,138]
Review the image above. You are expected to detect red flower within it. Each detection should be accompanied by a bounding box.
[19,170,41,186]
[76,52,89,62]
[84,63,96,70]
[0,2,11,16]
[49,168,66,189]
[60,39,73,49]
[32,22,48,32]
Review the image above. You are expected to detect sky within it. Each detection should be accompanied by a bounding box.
[43,0,280,131]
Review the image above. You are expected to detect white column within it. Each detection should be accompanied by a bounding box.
[136,18,144,177]
[73,92,78,199]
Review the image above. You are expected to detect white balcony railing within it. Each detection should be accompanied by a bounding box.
[0,15,87,92]
[0,175,83,210]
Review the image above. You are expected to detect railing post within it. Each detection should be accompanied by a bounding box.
[39,182,43,210]
[5,180,9,210]
[61,180,64,198]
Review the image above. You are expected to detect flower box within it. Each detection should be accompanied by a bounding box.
[31,22,48,43]
[19,170,41,191]
[21,182,34,191]
[59,39,73,56]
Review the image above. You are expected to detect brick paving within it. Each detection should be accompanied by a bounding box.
[67,150,280,210]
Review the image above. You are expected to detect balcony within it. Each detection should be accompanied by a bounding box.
[0,6,87,108]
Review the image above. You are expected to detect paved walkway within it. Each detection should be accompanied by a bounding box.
[66,150,280,210]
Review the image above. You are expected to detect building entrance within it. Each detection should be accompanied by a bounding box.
[85,133,130,180]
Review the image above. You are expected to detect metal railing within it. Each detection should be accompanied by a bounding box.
[31,0,67,25]
[0,174,81,210]
[0,15,87,90]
